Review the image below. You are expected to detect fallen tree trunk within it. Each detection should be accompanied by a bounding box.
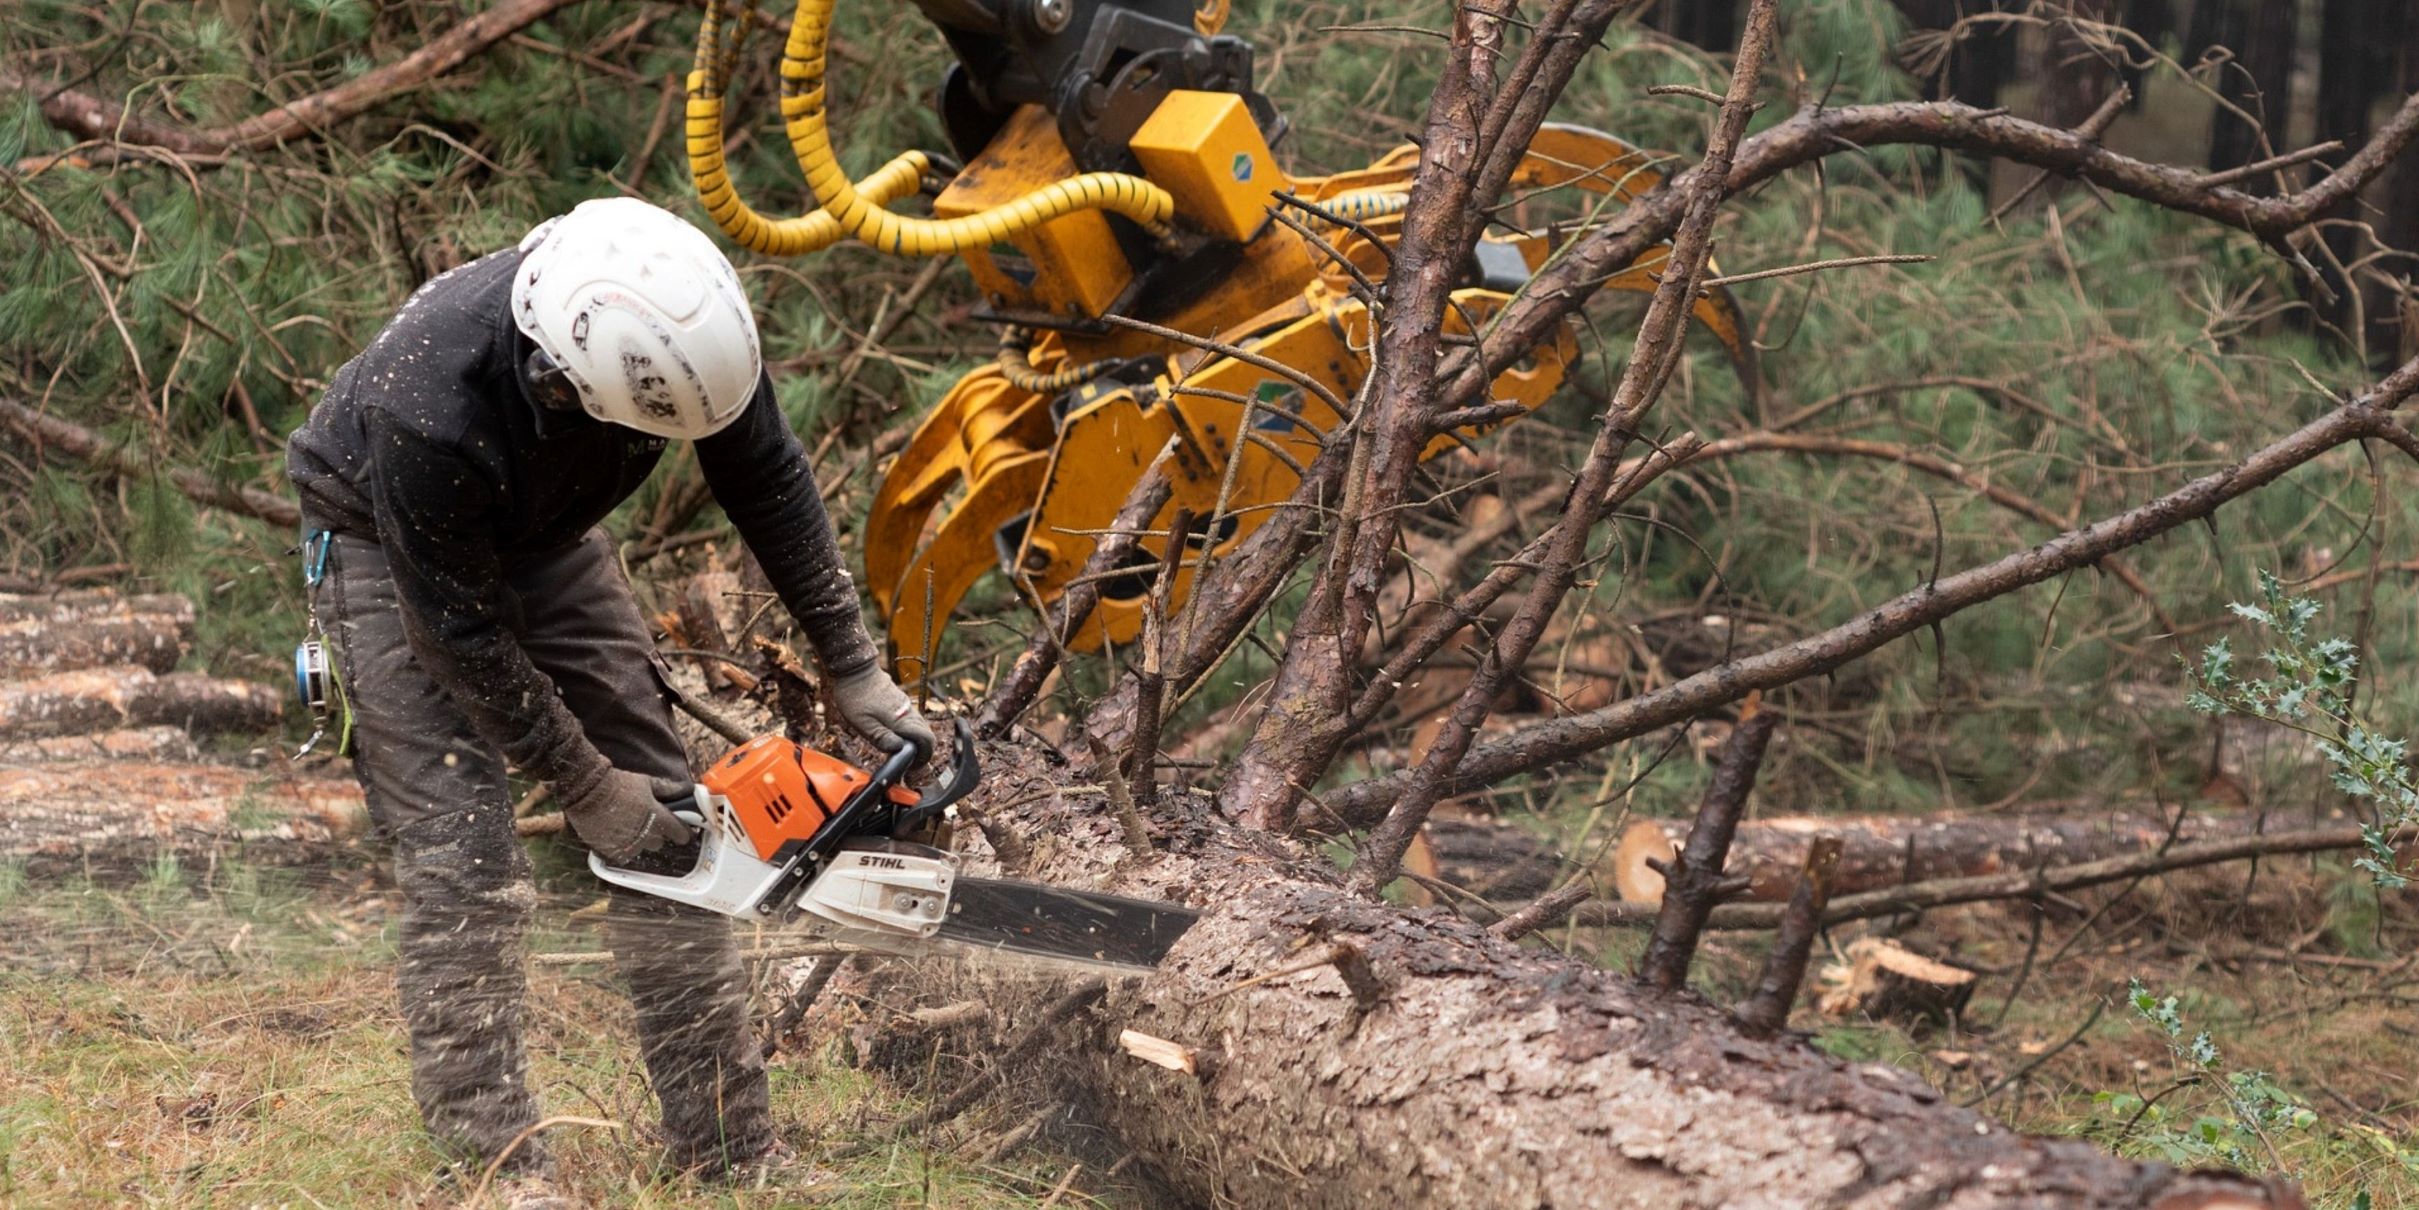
[1610,810,2325,905]
[1559,823,2376,932]
[0,592,195,675]
[879,742,2296,1209]
[0,760,367,869]
[0,666,285,739]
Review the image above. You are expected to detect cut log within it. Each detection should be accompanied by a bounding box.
[866,743,2296,1209]
[1611,811,2309,906]
[0,591,196,621]
[0,760,368,869]
[0,598,195,674]
[0,666,285,739]
[0,725,198,764]
[1818,938,1979,1025]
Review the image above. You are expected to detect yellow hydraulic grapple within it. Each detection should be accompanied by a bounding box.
[688,0,1752,686]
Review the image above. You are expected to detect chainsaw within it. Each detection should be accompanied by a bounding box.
[589,718,1197,971]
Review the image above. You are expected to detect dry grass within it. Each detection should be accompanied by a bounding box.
[0,858,1123,1208]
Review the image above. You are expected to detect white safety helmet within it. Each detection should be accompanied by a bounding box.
[511,197,762,440]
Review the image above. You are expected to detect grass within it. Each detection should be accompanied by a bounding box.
[0,859,1120,1208]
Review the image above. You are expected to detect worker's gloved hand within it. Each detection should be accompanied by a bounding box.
[832,665,937,758]
[557,764,695,862]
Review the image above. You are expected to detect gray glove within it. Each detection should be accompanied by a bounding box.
[557,764,695,863]
[832,665,937,756]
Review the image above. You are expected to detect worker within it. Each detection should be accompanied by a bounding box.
[285,196,933,1202]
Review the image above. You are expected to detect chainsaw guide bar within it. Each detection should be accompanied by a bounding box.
[936,877,1200,972]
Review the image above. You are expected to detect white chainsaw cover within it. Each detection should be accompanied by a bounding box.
[797,844,955,939]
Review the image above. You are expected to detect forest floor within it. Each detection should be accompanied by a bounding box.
[0,852,1133,1209]
[1593,861,2419,1207]
[2,840,2411,1207]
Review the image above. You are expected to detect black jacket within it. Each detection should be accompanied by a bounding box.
[288,247,875,786]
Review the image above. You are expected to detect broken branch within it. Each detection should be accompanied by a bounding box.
[1638,705,1779,991]
[1733,834,1842,1034]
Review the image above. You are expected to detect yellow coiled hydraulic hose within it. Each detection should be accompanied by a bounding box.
[686,1,927,255]
[777,0,1177,257]
[1314,189,1412,224]
[997,326,1122,395]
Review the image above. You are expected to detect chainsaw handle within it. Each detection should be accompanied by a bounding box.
[905,718,980,819]
[864,737,923,801]
[864,718,980,838]
[859,716,974,803]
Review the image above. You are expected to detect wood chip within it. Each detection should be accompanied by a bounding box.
[1117,1028,1196,1074]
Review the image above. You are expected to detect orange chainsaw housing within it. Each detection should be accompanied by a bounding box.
[702,735,918,863]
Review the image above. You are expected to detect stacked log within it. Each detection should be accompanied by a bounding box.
[0,666,284,738]
[0,762,367,869]
[0,591,195,675]
[0,724,197,763]
[0,590,366,868]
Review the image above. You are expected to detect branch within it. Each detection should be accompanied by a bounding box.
[1486,878,1594,941]
[1987,84,2131,222]
[0,396,299,527]
[1681,430,2176,631]
[1731,834,1840,1034]
[1126,508,1197,806]
[1450,91,2419,417]
[977,441,1175,739]
[888,977,1107,1135]
[1347,0,1784,893]
[1216,0,1519,825]
[1324,360,2419,824]
[1220,0,1657,829]
[0,66,218,156]
[1638,706,1777,990]
[9,0,584,164]
[1333,434,1705,761]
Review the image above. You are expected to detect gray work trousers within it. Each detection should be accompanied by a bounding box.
[313,526,771,1175]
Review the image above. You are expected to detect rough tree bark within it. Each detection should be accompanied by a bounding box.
[883,745,2301,1210]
